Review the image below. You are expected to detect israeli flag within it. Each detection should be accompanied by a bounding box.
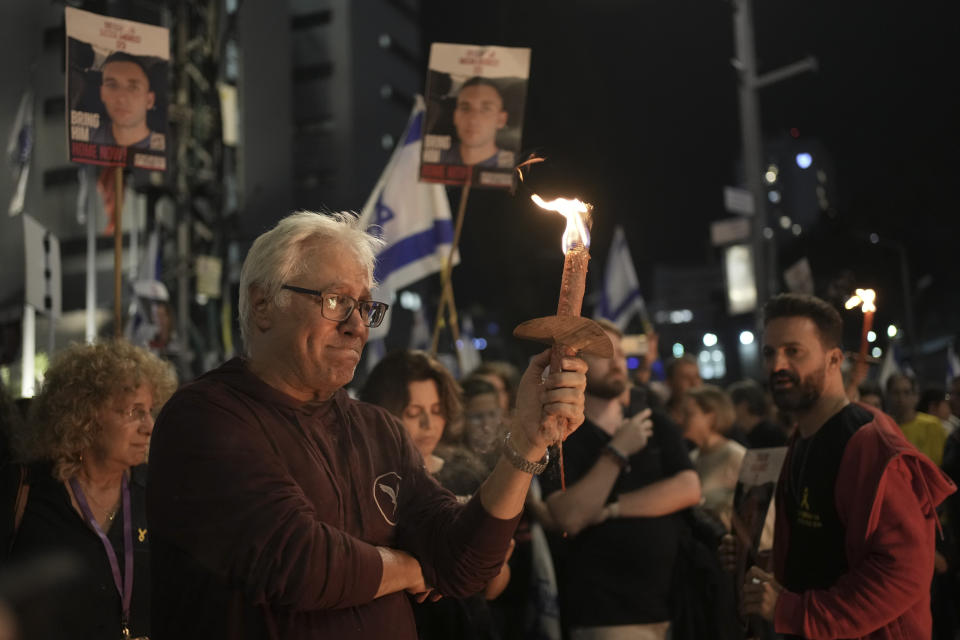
[596,225,647,331]
[360,96,455,340]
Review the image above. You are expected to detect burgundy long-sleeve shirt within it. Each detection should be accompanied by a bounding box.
[147,358,519,639]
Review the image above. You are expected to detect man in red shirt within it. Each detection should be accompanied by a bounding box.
[742,294,955,639]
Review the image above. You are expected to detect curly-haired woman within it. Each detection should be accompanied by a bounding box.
[9,339,176,639]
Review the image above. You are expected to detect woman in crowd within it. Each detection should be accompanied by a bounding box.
[681,385,744,530]
[361,350,508,639]
[460,377,505,471]
[470,361,520,415]
[9,339,176,639]
[360,349,488,496]
[681,385,773,549]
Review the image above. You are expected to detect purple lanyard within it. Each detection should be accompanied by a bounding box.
[69,474,134,636]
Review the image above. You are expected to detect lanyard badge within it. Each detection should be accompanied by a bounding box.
[69,475,135,639]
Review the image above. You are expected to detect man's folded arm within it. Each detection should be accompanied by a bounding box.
[149,391,391,611]
[392,449,520,599]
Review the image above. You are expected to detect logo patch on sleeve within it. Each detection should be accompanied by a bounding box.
[373,472,402,526]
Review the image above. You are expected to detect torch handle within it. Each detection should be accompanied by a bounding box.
[548,342,578,491]
[844,309,875,400]
[548,343,578,435]
[855,310,875,382]
[858,311,874,359]
[550,249,590,493]
[549,250,589,441]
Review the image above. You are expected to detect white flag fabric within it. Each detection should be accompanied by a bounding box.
[947,344,960,388]
[878,342,902,389]
[360,96,456,341]
[596,225,647,331]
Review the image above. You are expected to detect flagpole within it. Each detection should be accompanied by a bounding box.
[113,166,124,338]
[430,168,472,356]
[85,168,97,343]
[446,283,466,373]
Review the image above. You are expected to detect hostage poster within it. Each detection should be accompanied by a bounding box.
[420,43,530,189]
[65,7,169,171]
[731,447,787,589]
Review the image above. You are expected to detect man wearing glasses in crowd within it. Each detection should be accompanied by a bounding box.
[146,211,588,640]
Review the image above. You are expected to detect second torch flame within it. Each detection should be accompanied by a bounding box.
[531,194,591,254]
[845,288,876,313]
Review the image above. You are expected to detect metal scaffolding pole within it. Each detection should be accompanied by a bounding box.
[175,0,193,368]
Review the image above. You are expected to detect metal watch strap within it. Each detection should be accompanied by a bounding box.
[501,431,549,475]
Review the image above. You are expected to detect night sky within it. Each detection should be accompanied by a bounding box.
[417,0,960,367]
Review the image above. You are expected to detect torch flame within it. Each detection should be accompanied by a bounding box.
[530,194,591,254]
[845,288,877,313]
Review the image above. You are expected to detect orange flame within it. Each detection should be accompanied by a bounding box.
[530,194,591,254]
[845,288,876,313]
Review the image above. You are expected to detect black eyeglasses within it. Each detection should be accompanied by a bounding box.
[281,285,390,328]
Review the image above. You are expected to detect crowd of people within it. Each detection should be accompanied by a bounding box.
[0,210,957,640]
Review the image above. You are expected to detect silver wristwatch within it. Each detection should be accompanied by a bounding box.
[501,431,550,475]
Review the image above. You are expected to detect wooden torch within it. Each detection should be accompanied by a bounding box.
[514,194,613,490]
[845,288,877,385]
[844,289,877,398]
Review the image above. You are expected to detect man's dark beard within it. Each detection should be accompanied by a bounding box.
[587,374,628,400]
[770,368,824,412]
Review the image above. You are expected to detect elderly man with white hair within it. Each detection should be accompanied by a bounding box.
[146,211,587,640]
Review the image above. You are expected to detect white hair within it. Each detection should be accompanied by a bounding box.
[238,211,383,352]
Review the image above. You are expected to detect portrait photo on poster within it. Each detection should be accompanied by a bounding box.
[65,7,170,171]
[420,43,531,189]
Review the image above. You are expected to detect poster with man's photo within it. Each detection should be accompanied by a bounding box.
[731,447,787,610]
[65,7,169,171]
[420,43,530,189]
